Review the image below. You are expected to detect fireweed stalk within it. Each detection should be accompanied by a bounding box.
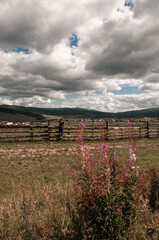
[65,121,150,239]
[126,121,137,170]
[99,120,107,142]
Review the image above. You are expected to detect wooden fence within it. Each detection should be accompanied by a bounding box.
[0,120,159,142]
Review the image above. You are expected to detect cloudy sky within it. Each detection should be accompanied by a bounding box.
[0,0,159,112]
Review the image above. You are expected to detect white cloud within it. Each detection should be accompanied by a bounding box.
[1,90,159,113]
[0,0,159,112]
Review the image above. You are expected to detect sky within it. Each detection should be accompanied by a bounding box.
[0,0,159,113]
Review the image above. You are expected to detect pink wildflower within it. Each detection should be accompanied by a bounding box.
[92,174,96,179]
[77,135,83,142]
[130,202,137,209]
[102,144,109,150]
[95,144,100,149]
[139,171,147,182]
[112,156,118,161]
[64,163,69,167]
[142,171,146,176]
[125,172,131,177]
[78,122,85,129]
[131,146,136,152]
[76,186,82,198]
[144,191,150,200]
[117,206,122,214]
[113,131,118,135]
[127,121,133,126]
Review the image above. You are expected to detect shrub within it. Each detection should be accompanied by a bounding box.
[65,122,150,239]
[149,168,159,211]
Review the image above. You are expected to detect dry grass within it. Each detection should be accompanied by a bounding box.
[0,138,158,199]
[0,138,159,239]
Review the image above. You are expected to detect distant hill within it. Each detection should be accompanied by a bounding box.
[114,108,159,118]
[25,106,159,119]
[0,105,159,121]
[0,105,45,122]
[27,107,113,119]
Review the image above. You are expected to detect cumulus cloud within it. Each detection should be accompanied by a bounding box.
[86,0,159,79]
[0,0,159,112]
[139,73,159,91]
[1,90,159,113]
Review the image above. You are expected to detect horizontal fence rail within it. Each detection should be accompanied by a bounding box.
[0,120,159,142]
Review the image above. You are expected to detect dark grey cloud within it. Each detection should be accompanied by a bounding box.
[86,0,159,79]
[139,73,159,91]
[144,74,159,84]
[134,0,159,18]
[0,0,83,53]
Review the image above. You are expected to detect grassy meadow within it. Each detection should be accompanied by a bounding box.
[0,137,159,239]
[0,138,159,198]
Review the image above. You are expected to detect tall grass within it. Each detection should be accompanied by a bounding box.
[0,182,75,239]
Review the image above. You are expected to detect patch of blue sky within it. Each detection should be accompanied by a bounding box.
[63,87,147,100]
[124,0,134,9]
[108,86,148,95]
[66,91,105,99]
[65,93,81,99]
[5,47,31,54]
[69,33,79,48]
[95,90,103,95]
[55,99,63,104]
[2,96,11,100]
[1,96,11,100]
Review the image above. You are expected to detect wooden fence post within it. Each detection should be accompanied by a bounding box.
[2,119,159,142]
[30,122,33,140]
[68,120,70,136]
[139,127,141,138]
[157,127,159,138]
[120,128,123,140]
[146,121,149,138]
[105,120,108,140]
[48,120,51,140]
[92,119,94,138]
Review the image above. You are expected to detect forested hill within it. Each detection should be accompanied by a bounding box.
[23,106,159,118]
[1,105,159,121]
[0,105,45,122]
